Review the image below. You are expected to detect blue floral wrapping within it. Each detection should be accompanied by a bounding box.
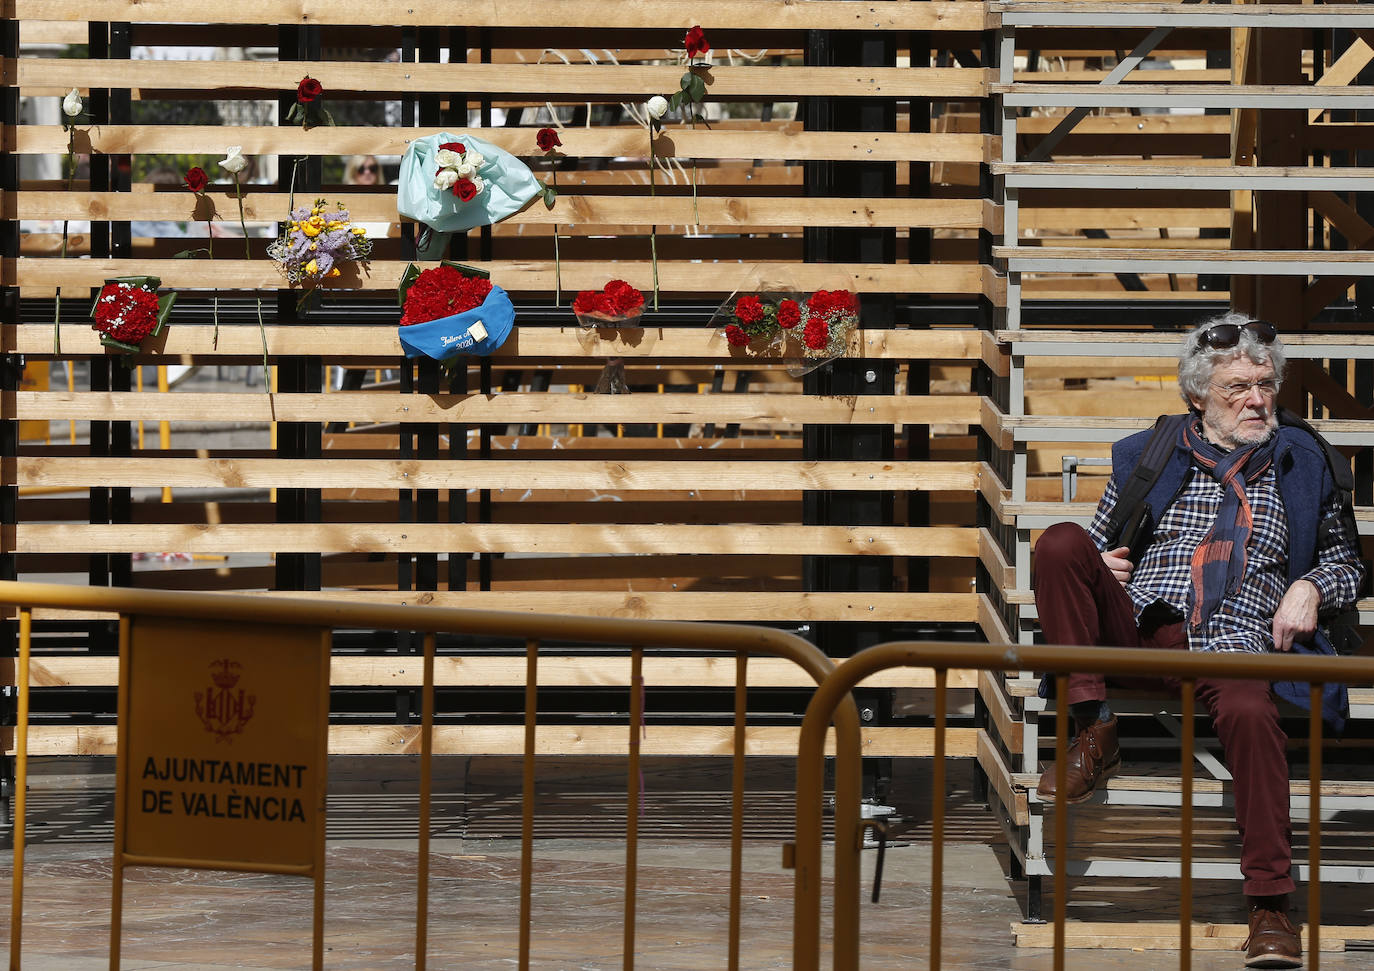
[397,284,515,360]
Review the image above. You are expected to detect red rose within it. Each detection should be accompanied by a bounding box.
[296,76,323,103]
[724,324,751,347]
[684,25,710,59]
[454,177,479,202]
[734,295,765,325]
[777,299,801,329]
[183,167,208,194]
[536,128,562,153]
[803,318,829,351]
[439,141,466,154]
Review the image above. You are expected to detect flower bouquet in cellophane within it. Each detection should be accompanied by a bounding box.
[267,199,373,300]
[710,268,859,376]
[793,287,860,375]
[572,279,645,394]
[397,261,515,363]
[89,276,176,357]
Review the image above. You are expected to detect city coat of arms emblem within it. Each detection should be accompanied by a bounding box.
[195,659,257,741]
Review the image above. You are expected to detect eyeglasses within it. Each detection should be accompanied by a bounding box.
[1196,319,1277,351]
[1210,378,1279,403]
[358,164,378,174]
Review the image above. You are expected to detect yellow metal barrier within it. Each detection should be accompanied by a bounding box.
[795,640,1374,971]
[1,579,862,971]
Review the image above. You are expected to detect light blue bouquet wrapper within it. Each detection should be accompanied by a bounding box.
[398,284,515,360]
[397,132,542,259]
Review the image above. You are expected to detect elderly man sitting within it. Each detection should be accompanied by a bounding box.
[1032,313,1364,969]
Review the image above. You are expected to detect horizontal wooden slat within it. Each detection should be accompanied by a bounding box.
[26,655,981,690]
[16,0,992,31]
[181,589,977,622]
[997,329,1374,351]
[16,124,994,163]
[12,723,979,758]
[5,190,996,231]
[12,522,980,555]
[996,246,1374,266]
[1011,773,1374,800]
[12,456,980,490]
[994,2,1374,28]
[15,59,990,99]
[10,392,983,426]
[998,83,1374,108]
[7,324,985,361]
[9,257,997,298]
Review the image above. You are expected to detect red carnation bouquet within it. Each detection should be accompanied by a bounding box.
[90,276,176,355]
[572,279,644,393]
[722,293,803,348]
[572,279,644,325]
[396,260,514,363]
[400,263,494,326]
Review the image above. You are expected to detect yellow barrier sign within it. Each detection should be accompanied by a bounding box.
[117,615,330,871]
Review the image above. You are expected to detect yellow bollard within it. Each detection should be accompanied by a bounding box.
[158,366,172,503]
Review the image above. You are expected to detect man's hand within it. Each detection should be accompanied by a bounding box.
[1271,579,1321,653]
[1101,546,1133,587]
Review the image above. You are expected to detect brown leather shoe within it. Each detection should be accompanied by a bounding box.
[1036,715,1120,805]
[1243,896,1302,968]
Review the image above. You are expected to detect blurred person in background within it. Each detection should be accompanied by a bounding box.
[342,154,394,240]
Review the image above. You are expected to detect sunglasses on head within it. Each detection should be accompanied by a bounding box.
[1195,319,1277,351]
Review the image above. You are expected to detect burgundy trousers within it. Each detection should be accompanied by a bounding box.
[1033,522,1294,897]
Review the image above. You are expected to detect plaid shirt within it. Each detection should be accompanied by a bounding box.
[1088,455,1363,654]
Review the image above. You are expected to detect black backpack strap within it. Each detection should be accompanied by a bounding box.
[1102,413,1188,548]
[1277,407,1366,598]
[1278,406,1354,491]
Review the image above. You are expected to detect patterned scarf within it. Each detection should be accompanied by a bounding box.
[1184,419,1279,628]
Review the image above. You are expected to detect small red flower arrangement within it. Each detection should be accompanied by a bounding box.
[90,276,176,354]
[573,280,645,323]
[573,280,645,394]
[400,263,494,327]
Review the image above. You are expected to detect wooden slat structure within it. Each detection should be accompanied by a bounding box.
[1,2,1002,780]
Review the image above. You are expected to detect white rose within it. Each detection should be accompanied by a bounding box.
[435,148,459,168]
[466,150,485,170]
[645,96,668,119]
[469,174,486,196]
[219,146,247,175]
[62,88,83,118]
[433,168,459,191]
[455,159,477,178]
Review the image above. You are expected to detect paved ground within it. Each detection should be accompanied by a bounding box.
[5,756,1372,969]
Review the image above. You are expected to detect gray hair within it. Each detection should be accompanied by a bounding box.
[1177,311,1286,409]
